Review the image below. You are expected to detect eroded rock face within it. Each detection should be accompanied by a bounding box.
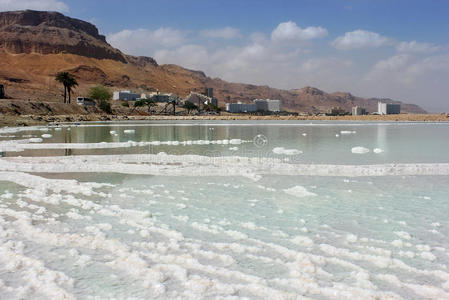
[0,10,127,62]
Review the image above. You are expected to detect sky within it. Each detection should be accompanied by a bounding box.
[1,0,449,112]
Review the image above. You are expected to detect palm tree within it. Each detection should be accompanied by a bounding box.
[55,72,78,103]
[171,100,177,115]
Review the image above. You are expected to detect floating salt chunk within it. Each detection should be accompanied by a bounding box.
[335,134,340,137]
[229,147,239,151]
[110,131,116,135]
[41,134,52,139]
[302,133,307,136]
[124,129,135,134]
[284,186,317,197]
[54,127,62,131]
[272,147,303,155]
[351,146,369,154]
[229,139,242,144]
[29,138,43,143]
[373,148,384,154]
[340,130,356,134]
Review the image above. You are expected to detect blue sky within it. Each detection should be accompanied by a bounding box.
[1,0,449,111]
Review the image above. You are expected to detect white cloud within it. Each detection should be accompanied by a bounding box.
[107,23,449,112]
[396,41,440,53]
[0,0,69,12]
[200,27,241,39]
[332,30,390,50]
[362,54,449,111]
[107,28,187,56]
[271,21,328,42]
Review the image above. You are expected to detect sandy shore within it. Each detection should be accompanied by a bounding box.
[1,113,449,127]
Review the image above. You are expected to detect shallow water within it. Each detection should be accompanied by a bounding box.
[0,121,448,299]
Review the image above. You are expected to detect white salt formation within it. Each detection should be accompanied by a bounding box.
[352,146,370,154]
[0,122,448,299]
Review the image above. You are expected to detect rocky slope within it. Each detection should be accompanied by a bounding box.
[0,10,426,114]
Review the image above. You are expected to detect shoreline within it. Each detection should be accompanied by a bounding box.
[1,113,449,127]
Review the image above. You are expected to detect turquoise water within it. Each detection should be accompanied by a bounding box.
[0,121,448,299]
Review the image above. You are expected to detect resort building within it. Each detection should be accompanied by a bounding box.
[253,99,282,112]
[185,92,216,108]
[113,90,143,101]
[76,97,95,106]
[352,106,366,116]
[378,102,401,115]
[226,102,257,113]
[149,92,176,103]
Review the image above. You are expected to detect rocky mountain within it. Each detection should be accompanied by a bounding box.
[0,10,426,114]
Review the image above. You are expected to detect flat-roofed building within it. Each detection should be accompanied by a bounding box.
[113,91,142,101]
[226,102,257,113]
[253,99,282,112]
[76,97,95,106]
[378,102,401,115]
[352,106,366,116]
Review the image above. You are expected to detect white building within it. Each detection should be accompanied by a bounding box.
[76,97,95,106]
[352,106,366,116]
[378,102,401,115]
[113,91,143,101]
[253,99,282,112]
[226,102,257,113]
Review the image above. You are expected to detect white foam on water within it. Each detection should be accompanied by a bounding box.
[41,134,53,139]
[124,129,135,134]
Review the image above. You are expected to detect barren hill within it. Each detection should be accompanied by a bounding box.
[0,10,426,114]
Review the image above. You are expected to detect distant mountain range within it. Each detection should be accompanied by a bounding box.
[0,10,426,113]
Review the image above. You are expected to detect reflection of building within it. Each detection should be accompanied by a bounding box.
[226,102,257,113]
[76,97,95,106]
[378,102,401,115]
[113,91,143,101]
[253,99,282,112]
[0,84,4,99]
[352,106,366,115]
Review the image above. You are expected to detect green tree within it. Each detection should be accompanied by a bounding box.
[88,85,112,101]
[183,101,198,114]
[55,72,78,104]
[133,98,157,114]
[88,86,113,114]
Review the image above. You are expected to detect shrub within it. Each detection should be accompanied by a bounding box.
[98,100,112,114]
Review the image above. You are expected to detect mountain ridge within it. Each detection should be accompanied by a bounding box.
[0,10,426,114]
